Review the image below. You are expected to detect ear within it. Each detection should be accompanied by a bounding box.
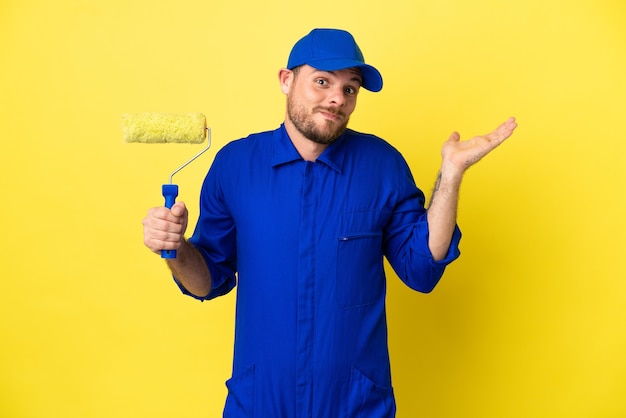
[278,68,294,95]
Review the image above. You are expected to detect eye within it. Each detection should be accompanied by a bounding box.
[344,86,359,95]
[315,78,329,86]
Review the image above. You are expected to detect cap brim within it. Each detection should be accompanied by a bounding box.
[303,59,383,92]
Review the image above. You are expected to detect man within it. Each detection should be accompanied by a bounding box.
[143,28,517,417]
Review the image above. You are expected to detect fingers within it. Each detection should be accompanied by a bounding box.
[499,117,518,135]
[487,117,518,142]
[145,204,187,227]
[449,117,517,145]
[142,202,189,254]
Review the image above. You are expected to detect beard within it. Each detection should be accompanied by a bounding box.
[286,94,350,145]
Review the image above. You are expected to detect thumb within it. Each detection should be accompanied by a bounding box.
[447,131,461,143]
[170,201,187,217]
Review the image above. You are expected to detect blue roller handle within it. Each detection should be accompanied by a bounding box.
[162,184,179,259]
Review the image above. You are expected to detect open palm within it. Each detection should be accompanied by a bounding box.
[442,117,518,171]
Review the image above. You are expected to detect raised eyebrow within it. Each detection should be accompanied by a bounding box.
[350,76,363,87]
[315,70,363,87]
[343,69,363,86]
[349,72,364,86]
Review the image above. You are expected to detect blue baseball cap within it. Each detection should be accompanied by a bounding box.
[287,28,383,92]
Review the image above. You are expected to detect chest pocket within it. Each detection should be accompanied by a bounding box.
[336,210,386,309]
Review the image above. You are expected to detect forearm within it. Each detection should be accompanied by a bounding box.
[426,165,463,261]
[166,239,212,298]
[425,117,517,260]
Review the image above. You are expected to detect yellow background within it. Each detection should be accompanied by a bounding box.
[2,0,625,416]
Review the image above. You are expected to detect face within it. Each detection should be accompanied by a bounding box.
[284,65,362,145]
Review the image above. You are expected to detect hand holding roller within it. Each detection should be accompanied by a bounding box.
[123,112,211,259]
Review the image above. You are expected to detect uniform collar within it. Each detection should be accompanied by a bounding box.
[272,124,346,173]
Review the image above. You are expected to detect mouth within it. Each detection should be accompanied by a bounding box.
[318,108,345,122]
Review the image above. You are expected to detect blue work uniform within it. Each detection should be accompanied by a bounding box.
[178,125,462,417]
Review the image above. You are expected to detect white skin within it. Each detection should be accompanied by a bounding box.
[142,64,517,297]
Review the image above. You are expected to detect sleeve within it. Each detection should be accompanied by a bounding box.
[176,148,238,301]
[383,157,462,293]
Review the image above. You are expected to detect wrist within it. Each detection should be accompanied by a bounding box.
[439,161,464,186]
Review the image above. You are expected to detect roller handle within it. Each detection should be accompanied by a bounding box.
[161,184,179,259]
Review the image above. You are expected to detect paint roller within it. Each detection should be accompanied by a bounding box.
[122,112,211,259]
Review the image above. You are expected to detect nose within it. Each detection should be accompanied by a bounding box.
[328,85,346,107]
